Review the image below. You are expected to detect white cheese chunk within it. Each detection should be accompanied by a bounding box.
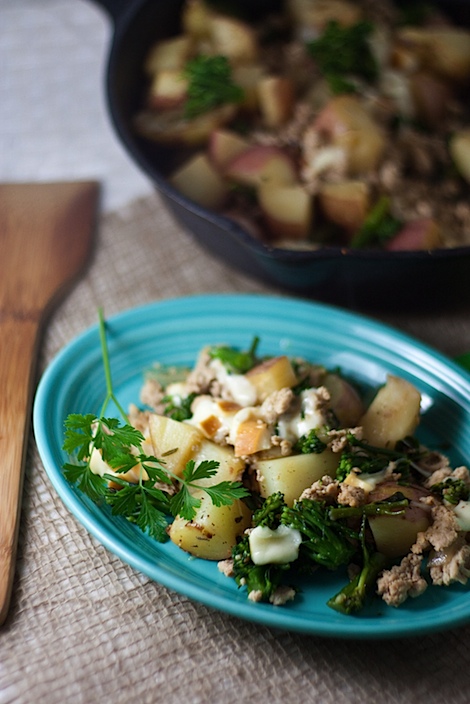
[343,467,390,494]
[453,500,470,532]
[249,524,302,565]
[187,395,240,443]
[277,388,328,443]
[210,358,257,407]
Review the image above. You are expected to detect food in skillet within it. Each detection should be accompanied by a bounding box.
[134,0,470,251]
[63,320,470,614]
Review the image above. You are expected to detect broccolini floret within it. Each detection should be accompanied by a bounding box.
[350,195,402,248]
[335,433,414,481]
[231,493,291,602]
[282,499,358,571]
[327,517,388,614]
[163,392,197,421]
[293,429,327,455]
[431,478,470,505]
[232,493,361,604]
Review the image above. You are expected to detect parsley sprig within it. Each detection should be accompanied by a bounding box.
[208,335,260,373]
[62,309,249,541]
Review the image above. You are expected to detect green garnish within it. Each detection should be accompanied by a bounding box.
[350,195,402,248]
[208,335,260,374]
[163,391,198,421]
[62,309,249,541]
[306,20,378,94]
[183,54,244,119]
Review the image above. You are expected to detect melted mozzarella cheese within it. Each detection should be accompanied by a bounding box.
[277,388,328,443]
[210,358,257,407]
[453,500,470,531]
[249,524,302,565]
[343,467,390,493]
[187,395,240,443]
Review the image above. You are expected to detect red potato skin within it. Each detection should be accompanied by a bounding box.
[223,145,298,186]
[385,218,442,251]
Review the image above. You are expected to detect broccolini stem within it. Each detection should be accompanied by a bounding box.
[329,499,408,521]
[327,551,388,615]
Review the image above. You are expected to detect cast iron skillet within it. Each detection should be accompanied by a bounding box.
[93,0,470,310]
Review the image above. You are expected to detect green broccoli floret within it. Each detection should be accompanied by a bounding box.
[306,20,378,93]
[431,478,470,505]
[293,429,327,455]
[336,432,413,481]
[231,492,291,602]
[231,533,291,602]
[183,55,244,119]
[327,517,388,614]
[208,335,260,374]
[282,498,358,571]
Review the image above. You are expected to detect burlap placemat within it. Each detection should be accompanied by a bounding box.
[2,192,470,704]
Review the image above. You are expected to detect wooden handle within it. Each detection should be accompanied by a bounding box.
[0,313,41,625]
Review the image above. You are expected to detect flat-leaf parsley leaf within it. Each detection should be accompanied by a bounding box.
[61,308,250,541]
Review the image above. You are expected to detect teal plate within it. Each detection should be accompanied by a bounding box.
[33,293,470,639]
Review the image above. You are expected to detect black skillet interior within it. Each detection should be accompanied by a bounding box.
[94,0,470,311]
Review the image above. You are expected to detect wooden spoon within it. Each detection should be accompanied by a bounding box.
[0,180,99,626]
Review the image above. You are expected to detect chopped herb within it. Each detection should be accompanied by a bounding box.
[350,195,402,248]
[163,391,198,421]
[209,335,260,373]
[183,55,244,119]
[306,20,378,94]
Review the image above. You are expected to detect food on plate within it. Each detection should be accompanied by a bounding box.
[134,0,470,251]
[63,315,470,614]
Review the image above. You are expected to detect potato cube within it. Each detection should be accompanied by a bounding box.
[192,438,246,483]
[170,152,229,209]
[257,450,339,506]
[360,375,421,449]
[144,35,194,75]
[246,356,298,402]
[168,491,252,560]
[148,414,204,477]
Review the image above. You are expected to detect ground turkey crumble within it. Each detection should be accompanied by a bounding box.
[378,495,470,607]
